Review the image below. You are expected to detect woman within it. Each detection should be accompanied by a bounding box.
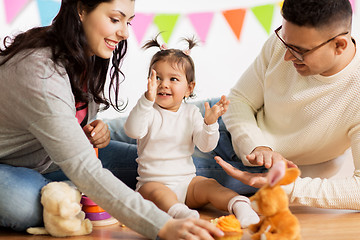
[0,0,223,239]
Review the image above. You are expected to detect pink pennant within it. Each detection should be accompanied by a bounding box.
[349,0,356,12]
[4,0,31,24]
[187,12,214,43]
[131,13,154,45]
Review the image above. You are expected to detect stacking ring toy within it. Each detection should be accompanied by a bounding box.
[85,211,112,221]
[91,217,119,227]
[81,195,97,206]
[82,205,105,213]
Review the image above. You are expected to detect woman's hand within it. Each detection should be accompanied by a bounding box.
[83,120,110,149]
[157,218,224,240]
[204,95,230,125]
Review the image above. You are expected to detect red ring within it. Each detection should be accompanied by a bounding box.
[81,196,97,206]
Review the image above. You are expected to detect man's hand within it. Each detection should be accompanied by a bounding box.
[215,149,297,188]
[247,146,297,169]
[215,156,268,188]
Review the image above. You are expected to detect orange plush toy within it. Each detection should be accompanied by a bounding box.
[248,161,301,240]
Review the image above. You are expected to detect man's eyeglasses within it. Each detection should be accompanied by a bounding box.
[275,25,349,61]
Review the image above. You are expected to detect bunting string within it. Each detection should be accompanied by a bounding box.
[2,0,357,45]
[132,3,280,44]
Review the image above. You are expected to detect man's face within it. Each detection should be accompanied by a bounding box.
[280,20,345,76]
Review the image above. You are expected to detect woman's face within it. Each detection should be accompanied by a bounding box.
[79,0,135,59]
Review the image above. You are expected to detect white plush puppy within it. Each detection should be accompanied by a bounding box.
[27,182,93,237]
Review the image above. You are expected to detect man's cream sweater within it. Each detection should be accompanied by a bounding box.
[223,34,360,209]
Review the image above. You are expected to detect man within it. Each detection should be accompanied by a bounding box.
[217,0,360,209]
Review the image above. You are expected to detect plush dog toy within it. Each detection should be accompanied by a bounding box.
[248,161,301,240]
[27,182,93,237]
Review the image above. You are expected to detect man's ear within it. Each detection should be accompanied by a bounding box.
[334,37,348,55]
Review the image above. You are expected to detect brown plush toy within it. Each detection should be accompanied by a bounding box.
[248,161,301,240]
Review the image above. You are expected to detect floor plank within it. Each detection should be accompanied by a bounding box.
[0,205,359,239]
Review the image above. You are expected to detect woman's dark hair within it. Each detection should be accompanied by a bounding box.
[282,0,352,29]
[142,34,198,99]
[0,0,128,111]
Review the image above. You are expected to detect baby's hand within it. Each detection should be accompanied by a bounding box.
[204,95,230,125]
[145,69,158,102]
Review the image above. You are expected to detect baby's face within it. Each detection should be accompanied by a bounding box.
[152,60,193,112]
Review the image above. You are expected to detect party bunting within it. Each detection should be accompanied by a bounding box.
[131,13,154,44]
[278,1,284,9]
[36,0,61,26]
[5,0,357,46]
[4,0,30,23]
[251,4,275,35]
[222,9,247,41]
[187,12,214,43]
[153,14,180,43]
[350,0,356,11]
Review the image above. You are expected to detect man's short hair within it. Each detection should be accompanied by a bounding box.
[282,0,352,29]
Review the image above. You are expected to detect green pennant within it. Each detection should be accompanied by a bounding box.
[251,4,275,35]
[153,14,180,43]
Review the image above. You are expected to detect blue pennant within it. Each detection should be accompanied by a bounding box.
[37,0,61,26]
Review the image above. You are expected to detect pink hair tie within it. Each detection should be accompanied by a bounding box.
[183,49,191,55]
[160,43,168,50]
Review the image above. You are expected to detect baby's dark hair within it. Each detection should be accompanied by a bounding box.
[142,34,198,99]
[282,0,352,30]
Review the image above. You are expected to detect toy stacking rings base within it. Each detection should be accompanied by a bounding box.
[81,195,119,226]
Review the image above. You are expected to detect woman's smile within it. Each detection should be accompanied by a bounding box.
[104,38,118,50]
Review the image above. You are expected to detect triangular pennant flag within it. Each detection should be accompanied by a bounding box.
[349,0,356,12]
[251,4,275,35]
[131,13,154,45]
[4,0,31,24]
[278,1,284,9]
[153,14,180,43]
[222,9,247,41]
[187,12,214,43]
[37,0,61,26]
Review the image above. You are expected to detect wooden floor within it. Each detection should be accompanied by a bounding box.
[1,205,359,240]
